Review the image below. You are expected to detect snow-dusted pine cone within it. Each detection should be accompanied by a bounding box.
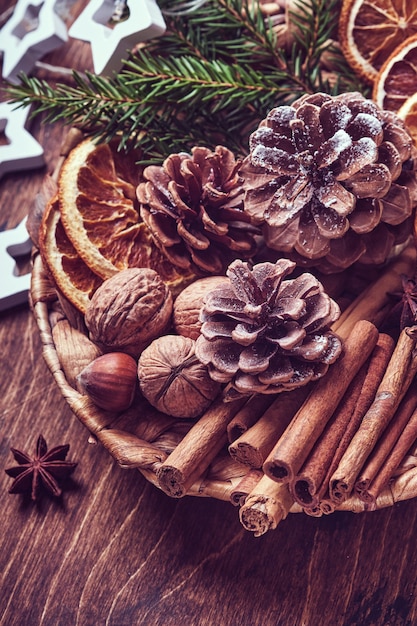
[136,146,259,275]
[240,92,417,273]
[195,258,342,395]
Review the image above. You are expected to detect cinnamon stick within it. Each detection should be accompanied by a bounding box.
[292,333,395,508]
[263,320,379,484]
[331,245,416,339]
[303,505,323,517]
[228,385,311,469]
[359,397,417,505]
[230,469,263,506]
[239,475,294,536]
[355,382,417,500]
[227,394,274,442]
[319,499,335,515]
[156,395,247,497]
[329,327,417,503]
[303,492,340,516]
[291,363,369,508]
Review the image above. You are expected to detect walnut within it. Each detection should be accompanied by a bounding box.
[173,276,230,340]
[85,268,173,358]
[138,335,221,418]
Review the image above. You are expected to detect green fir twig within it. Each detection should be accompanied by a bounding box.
[3,0,368,161]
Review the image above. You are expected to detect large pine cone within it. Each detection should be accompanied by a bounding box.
[136,146,259,275]
[240,92,417,273]
[195,258,342,395]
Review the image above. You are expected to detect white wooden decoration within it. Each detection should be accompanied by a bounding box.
[69,0,166,76]
[0,219,32,311]
[0,0,68,84]
[0,102,44,179]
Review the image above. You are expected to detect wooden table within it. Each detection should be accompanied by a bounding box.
[2,4,417,625]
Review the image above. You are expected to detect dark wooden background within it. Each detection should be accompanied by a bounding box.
[2,2,417,624]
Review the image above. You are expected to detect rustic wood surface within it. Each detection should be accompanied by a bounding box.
[2,3,417,625]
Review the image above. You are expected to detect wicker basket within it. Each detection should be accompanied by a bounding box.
[30,241,417,534]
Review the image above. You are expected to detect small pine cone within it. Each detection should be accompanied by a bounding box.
[241,92,417,273]
[195,258,342,395]
[136,146,259,275]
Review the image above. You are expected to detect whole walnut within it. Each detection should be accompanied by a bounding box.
[85,268,173,358]
[173,276,230,340]
[138,335,221,418]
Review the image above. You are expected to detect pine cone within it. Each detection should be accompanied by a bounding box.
[136,146,259,275]
[195,258,342,395]
[240,92,417,273]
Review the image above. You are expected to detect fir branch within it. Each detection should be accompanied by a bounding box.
[3,0,368,160]
[290,0,338,60]
[5,60,298,158]
[154,0,282,67]
[216,0,282,67]
[122,51,293,109]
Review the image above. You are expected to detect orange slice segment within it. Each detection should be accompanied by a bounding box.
[373,34,417,111]
[39,196,103,313]
[398,92,417,146]
[339,0,417,83]
[58,138,197,294]
[58,139,141,278]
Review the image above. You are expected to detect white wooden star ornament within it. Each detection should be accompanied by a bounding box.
[0,0,68,84]
[0,101,44,179]
[0,218,32,312]
[69,0,166,76]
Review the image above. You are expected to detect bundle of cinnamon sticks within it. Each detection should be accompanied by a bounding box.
[153,246,417,536]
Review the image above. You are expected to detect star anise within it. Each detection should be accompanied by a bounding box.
[5,435,77,501]
[388,274,417,332]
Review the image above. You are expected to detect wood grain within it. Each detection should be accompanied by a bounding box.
[2,4,417,624]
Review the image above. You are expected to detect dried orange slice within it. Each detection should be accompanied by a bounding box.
[398,92,417,147]
[58,138,197,294]
[339,0,417,83]
[39,196,103,313]
[373,34,417,111]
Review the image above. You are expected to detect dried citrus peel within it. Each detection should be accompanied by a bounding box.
[39,196,103,313]
[339,0,417,83]
[373,34,417,111]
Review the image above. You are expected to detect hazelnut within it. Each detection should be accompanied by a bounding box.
[173,276,229,340]
[77,352,138,412]
[85,268,173,358]
[138,335,221,418]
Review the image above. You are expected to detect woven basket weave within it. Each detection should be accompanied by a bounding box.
[30,244,417,532]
